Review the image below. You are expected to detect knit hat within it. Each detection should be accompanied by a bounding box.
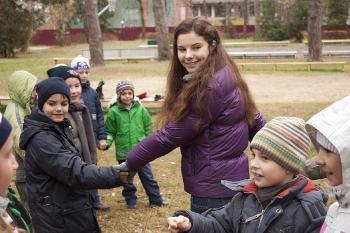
[0,113,12,149]
[37,77,71,111]
[71,55,90,70]
[116,80,134,96]
[250,117,311,174]
[47,65,81,82]
[316,131,339,154]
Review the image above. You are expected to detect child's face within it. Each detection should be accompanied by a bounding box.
[250,149,294,188]
[177,31,210,74]
[120,89,134,106]
[42,94,69,123]
[65,77,81,104]
[0,132,18,197]
[315,147,342,186]
[77,69,89,83]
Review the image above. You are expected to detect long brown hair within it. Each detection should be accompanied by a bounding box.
[157,17,257,129]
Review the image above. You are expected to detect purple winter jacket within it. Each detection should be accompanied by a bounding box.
[126,65,266,198]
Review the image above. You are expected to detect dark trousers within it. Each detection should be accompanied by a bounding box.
[118,160,163,206]
[190,195,232,214]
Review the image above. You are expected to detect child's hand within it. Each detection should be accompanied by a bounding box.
[167,215,191,233]
[98,140,108,150]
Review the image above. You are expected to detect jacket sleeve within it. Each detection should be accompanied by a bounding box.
[105,108,117,147]
[94,91,107,140]
[142,107,153,136]
[27,131,122,189]
[173,196,240,233]
[126,85,227,170]
[248,111,266,141]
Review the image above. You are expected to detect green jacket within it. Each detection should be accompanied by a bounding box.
[105,100,152,160]
[4,71,37,159]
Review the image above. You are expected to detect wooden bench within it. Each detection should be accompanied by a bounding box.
[0,96,11,106]
[229,51,297,59]
[53,56,156,64]
[237,61,347,71]
[224,40,290,47]
[53,57,75,65]
[304,39,350,45]
[101,98,163,114]
[104,56,156,63]
[321,50,350,57]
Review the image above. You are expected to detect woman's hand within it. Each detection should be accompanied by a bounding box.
[167,215,191,233]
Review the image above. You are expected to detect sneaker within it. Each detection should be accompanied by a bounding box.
[95,202,110,211]
[149,200,169,207]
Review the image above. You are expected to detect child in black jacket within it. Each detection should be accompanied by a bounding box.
[20,78,129,233]
[168,117,327,233]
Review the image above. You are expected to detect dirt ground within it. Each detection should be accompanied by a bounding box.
[91,72,350,103]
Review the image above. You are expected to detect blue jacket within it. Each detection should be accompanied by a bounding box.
[81,81,106,141]
[126,65,266,198]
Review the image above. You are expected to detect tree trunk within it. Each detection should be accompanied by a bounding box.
[138,0,146,39]
[82,0,104,66]
[308,0,323,61]
[242,0,249,36]
[153,0,170,60]
[254,0,261,39]
[202,0,208,18]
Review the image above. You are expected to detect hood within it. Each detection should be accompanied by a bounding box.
[306,96,350,188]
[8,71,38,109]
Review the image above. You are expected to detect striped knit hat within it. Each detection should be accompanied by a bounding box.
[250,117,311,174]
[116,80,134,96]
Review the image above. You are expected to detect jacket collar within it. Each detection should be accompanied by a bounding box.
[243,175,316,199]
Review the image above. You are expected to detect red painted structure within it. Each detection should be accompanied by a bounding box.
[30,25,350,45]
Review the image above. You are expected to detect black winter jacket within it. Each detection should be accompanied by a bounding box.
[19,110,122,233]
[175,176,327,233]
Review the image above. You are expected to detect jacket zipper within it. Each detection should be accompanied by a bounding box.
[244,209,264,223]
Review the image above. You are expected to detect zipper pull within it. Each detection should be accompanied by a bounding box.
[245,210,264,223]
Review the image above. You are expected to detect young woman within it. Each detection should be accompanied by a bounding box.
[19,78,128,233]
[125,17,266,213]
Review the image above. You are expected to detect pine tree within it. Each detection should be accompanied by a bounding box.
[0,0,34,57]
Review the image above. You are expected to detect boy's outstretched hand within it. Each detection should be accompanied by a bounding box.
[98,140,108,150]
[167,215,191,233]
